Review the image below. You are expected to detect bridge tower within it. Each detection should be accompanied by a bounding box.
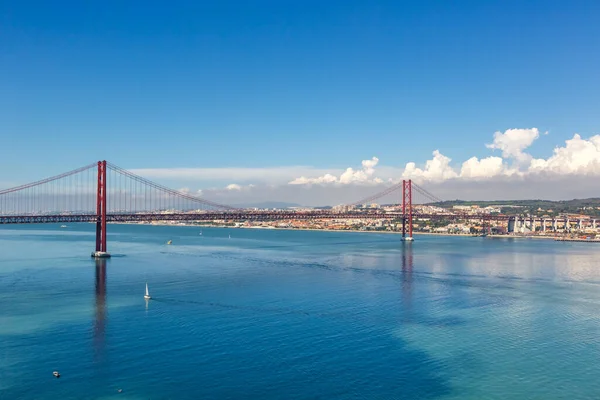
[401,179,414,241]
[92,160,110,258]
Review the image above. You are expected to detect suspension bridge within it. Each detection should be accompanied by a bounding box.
[0,160,586,257]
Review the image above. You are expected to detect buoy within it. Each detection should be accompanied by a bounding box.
[53,371,60,378]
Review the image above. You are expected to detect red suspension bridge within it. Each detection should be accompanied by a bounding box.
[0,160,580,257]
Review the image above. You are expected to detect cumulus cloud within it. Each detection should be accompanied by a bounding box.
[289,174,338,185]
[485,128,546,164]
[401,131,600,183]
[529,134,600,175]
[402,152,519,182]
[459,156,511,179]
[401,151,458,182]
[289,157,383,185]
[226,184,242,191]
[177,187,191,194]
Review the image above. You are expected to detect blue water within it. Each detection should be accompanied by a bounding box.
[1,224,600,399]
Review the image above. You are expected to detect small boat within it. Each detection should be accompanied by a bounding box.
[199,230,202,236]
[228,234,231,239]
[53,371,60,378]
[60,225,67,228]
[144,283,151,300]
[167,240,172,245]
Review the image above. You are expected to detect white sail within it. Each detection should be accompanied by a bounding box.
[144,283,151,299]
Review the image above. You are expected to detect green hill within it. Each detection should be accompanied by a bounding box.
[431,198,600,217]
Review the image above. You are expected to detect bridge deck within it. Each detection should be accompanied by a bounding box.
[0,212,515,224]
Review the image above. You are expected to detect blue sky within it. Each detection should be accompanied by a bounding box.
[2,0,600,202]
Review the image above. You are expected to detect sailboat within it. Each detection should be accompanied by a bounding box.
[167,240,172,245]
[228,234,231,239]
[144,283,151,300]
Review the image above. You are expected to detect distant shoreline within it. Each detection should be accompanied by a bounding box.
[111,221,560,240]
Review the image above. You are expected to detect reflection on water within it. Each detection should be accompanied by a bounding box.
[401,242,414,315]
[93,258,106,361]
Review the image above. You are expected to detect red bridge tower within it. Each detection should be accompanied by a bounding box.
[402,179,414,241]
[92,160,110,258]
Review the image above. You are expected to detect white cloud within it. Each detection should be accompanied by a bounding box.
[177,187,190,194]
[289,157,383,185]
[219,183,257,192]
[485,128,545,163]
[459,156,508,179]
[403,130,600,183]
[340,156,379,184]
[362,157,379,172]
[289,174,338,185]
[401,150,458,182]
[529,134,600,175]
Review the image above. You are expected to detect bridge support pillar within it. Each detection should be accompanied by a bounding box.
[482,216,488,235]
[507,217,515,233]
[92,160,110,258]
[401,179,414,241]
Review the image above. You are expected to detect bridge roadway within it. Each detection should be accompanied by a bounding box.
[0,211,522,224]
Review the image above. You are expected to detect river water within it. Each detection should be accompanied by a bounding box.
[1,224,600,399]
